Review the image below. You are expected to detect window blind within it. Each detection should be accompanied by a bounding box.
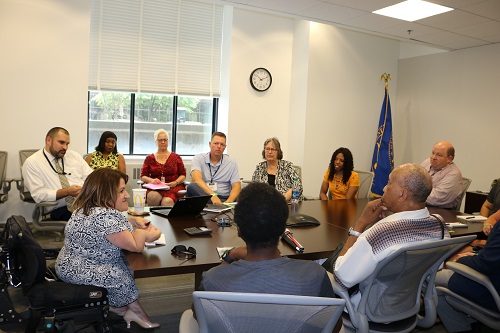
[88,0,223,97]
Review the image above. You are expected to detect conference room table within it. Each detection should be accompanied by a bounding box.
[124,198,485,288]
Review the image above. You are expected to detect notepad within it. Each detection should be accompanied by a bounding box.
[143,183,170,190]
[445,222,468,228]
[204,204,233,213]
[457,215,487,223]
[145,233,166,247]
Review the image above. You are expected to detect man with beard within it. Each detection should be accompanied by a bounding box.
[22,127,93,220]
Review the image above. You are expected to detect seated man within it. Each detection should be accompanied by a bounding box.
[334,164,449,306]
[187,132,241,204]
[22,127,93,220]
[435,209,500,333]
[199,182,334,297]
[480,177,500,217]
[420,141,463,209]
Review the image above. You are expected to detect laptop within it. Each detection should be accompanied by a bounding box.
[150,195,211,218]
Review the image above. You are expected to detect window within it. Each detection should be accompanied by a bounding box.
[88,91,217,156]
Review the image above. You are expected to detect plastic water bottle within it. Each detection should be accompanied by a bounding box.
[291,177,300,206]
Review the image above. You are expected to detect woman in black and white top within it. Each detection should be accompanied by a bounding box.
[252,137,303,201]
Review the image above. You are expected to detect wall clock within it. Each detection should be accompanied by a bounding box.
[250,67,272,92]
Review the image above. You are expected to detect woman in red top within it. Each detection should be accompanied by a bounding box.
[140,129,186,206]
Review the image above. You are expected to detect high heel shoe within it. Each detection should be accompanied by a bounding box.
[123,310,160,329]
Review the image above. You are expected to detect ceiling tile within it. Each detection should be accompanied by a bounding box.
[417,9,489,29]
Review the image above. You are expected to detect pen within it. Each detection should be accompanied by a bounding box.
[145,221,151,226]
[465,217,475,219]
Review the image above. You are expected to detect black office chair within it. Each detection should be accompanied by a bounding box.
[0,151,13,204]
[0,215,110,332]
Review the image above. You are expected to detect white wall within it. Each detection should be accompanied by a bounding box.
[396,43,500,192]
[1,1,498,222]
[0,0,90,221]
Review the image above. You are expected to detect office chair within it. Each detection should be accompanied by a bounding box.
[179,291,346,333]
[453,177,472,211]
[436,261,500,331]
[331,235,476,333]
[15,149,67,233]
[327,170,374,200]
[0,151,14,204]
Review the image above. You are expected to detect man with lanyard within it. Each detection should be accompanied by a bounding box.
[22,127,93,220]
[187,132,241,204]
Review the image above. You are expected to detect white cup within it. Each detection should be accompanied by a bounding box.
[132,188,147,213]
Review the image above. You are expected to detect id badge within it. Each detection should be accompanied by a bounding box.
[207,182,218,191]
[161,176,165,183]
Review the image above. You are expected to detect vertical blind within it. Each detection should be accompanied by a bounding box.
[88,0,223,97]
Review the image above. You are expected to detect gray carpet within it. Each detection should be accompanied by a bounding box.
[0,229,472,333]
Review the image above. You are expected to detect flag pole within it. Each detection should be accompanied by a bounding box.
[380,73,391,89]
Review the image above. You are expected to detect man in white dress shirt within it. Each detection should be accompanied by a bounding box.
[420,141,463,209]
[22,127,93,220]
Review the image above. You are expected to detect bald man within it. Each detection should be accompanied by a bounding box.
[420,141,463,209]
[334,164,449,307]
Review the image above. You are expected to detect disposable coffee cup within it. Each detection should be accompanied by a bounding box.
[132,188,147,213]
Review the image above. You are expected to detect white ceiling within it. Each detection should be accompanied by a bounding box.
[219,0,500,50]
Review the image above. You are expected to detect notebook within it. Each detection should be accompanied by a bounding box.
[150,195,211,218]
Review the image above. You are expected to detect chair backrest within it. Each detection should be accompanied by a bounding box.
[354,170,374,199]
[293,165,302,179]
[454,177,472,211]
[18,149,38,202]
[0,151,8,203]
[357,235,476,326]
[193,291,345,333]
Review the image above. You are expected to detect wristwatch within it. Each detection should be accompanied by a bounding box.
[348,227,362,237]
[221,249,234,264]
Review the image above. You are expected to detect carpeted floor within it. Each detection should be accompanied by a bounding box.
[1,229,487,333]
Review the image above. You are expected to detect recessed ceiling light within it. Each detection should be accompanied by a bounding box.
[373,0,453,22]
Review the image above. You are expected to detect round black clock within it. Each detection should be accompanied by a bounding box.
[250,67,272,92]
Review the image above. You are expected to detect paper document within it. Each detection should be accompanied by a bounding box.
[216,247,235,260]
[456,215,487,223]
[145,233,166,247]
[143,183,170,190]
[445,222,468,228]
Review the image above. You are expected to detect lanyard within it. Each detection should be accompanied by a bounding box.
[43,149,66,175]
[208,155,223,183]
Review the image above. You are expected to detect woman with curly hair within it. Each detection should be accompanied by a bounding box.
[319,147,359,200]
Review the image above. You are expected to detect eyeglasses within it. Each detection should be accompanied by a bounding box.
[157,139,168,143]
[171,245,196,259]
[265,147,277,152]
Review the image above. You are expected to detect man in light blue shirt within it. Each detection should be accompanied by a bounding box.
[187,132,241,204]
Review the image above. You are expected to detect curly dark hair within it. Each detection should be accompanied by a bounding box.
[234,183,289,250]
[95,131,118,154]
[327,147,354,185]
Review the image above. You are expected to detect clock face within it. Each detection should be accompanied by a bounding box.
[250,68,272,92]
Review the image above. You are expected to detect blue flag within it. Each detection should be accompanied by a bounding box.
[370,86,394,197]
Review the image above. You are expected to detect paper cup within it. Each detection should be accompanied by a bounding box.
[132,188,147,212]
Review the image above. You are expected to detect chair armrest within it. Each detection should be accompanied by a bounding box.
[329,272,361,327]
[35,201,59,208]
[446,262,500,300]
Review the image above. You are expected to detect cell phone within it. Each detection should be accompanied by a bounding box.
[184,226,213,236]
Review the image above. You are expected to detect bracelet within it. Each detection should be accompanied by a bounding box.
[484,223,492,227]
[212,193,218,197]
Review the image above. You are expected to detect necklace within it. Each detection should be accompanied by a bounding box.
[332,175,343,189]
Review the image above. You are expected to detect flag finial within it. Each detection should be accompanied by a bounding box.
[380,73,391,89]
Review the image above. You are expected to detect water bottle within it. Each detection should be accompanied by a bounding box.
[291,177,300,206]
